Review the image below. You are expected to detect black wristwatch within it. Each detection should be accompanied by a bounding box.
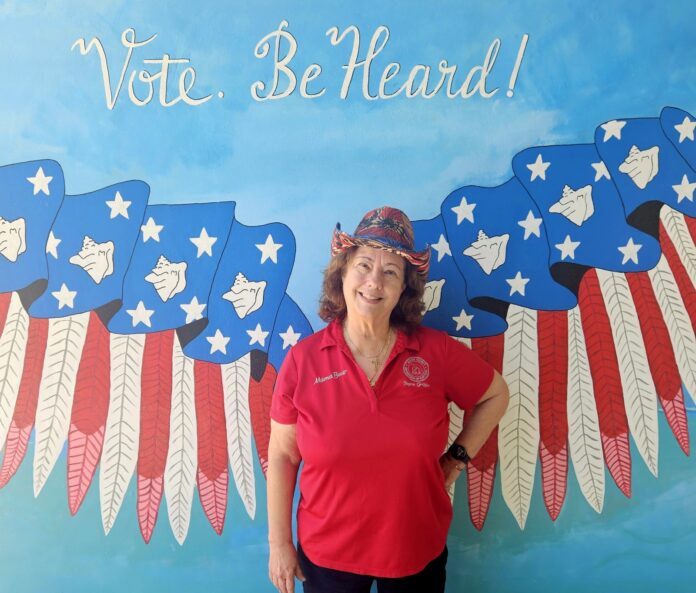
[447,443,471,465]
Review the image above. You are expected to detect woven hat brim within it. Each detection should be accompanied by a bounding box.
[331,227,430,276]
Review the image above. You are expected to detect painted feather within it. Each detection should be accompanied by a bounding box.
[567,307,605,512]
[447,402,464,449]
[194,360,228,535]
[467,335,504,531]
[499,305,539,529]
[536,310,569,521]
[0,425,31,488]
[596,269,659,477]
[660,207,696,288]
[0,292,10,335]
[0,293,29,449]
[33,312,90,497]
[686,215,696,245]
[659,221,696,334]
[649,255,696,406]
[100,333,145,535]
[197,470,228,536]
[248,362,277,476]
[578,269,631,497]
[221,353,256,519]
[164,335,197,545]
[626,272,689,455]
[137,330,174,543]
[467,427,499,531]
[0,317,48,488]
[67,312,111,515]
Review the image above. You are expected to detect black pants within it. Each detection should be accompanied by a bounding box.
[297,544,447,593]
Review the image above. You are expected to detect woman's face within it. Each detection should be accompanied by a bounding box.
[342,246,406,325]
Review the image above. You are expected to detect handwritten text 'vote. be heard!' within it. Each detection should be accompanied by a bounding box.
[71,22,529,109]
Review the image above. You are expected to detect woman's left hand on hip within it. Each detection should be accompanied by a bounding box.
[439,453,465,489]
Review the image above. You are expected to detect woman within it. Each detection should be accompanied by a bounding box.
[268,207,509,593]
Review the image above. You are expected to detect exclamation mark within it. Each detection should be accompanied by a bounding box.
[507,34,529,98]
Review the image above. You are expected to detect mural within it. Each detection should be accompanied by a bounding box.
[1,106,694,545]
[0,166,312,543]
[0,2,694,591]
[421,107,696,529]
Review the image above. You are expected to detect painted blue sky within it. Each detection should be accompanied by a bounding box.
[1,0,694,329]
[0,1,695,591]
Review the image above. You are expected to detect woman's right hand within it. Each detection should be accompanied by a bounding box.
[269,541,306,593]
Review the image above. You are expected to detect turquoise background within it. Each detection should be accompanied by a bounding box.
[1,416,693,592]
[0,1,695,591]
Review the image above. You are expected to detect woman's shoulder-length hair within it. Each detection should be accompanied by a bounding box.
[318,247,426,332]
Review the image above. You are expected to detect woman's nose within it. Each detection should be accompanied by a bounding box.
[365,266,383,287]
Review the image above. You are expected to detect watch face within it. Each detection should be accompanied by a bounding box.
[449,444,470,462]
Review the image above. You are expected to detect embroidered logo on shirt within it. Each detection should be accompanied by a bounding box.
[314,369,347,384]
[403,356,430,384]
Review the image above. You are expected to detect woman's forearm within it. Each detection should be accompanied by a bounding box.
[267,454,300,545]
[456,394,507,457]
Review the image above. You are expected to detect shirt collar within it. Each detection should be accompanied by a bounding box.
[321,318,420,353]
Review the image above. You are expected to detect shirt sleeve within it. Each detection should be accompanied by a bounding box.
[443,334,495,410]
[270,346,299,424]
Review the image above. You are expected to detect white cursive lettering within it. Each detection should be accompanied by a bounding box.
[72,28,213,109]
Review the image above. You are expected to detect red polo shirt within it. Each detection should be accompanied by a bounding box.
[271,319,494,577]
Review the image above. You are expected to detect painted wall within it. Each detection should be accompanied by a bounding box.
[0,1,694,592]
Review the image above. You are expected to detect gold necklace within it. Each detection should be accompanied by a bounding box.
[344,326,393,385]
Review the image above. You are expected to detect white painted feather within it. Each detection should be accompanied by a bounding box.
[100,333,145,535]
[446,402,464,504]
[0,293,29,448]
[33,312,89,496]
[649,255,696,406]
[499,304,539,530]
[447,402,464,448]
[221,353,255,520]
[567,306,605,512]
[660,207,696,287]
[596,270,659,477]
[164,335,197,545]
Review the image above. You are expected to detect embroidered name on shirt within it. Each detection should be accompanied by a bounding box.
[314,369,347,384]
[403,380,431,388]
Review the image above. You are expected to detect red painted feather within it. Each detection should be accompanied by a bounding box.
[0,317,48,488]
[467,426,498,531]
[685,214,696,245]
[466,335,504,531]
[197,470,228,536]
[659,221,696,334]
[537,310,569,521]
[0,425,32,488]
[0,292,10,336]
[137,330,174,543]
[578,270,631,497]
[249,362,277,476]
[626,272,689,455]
[194,360,228,535]
[67,312,111,514]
